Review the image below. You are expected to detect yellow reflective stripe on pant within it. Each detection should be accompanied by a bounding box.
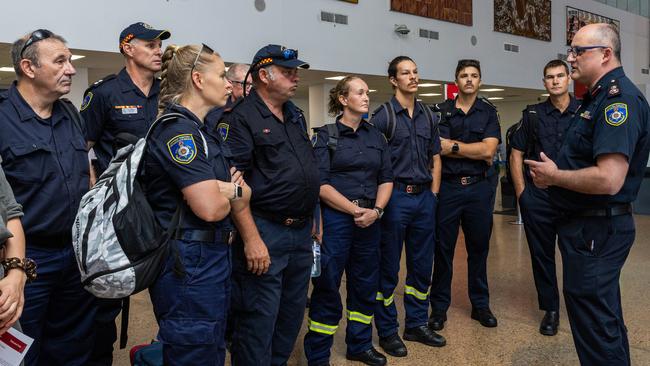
[307,318,338,335]
[405,285,429,301]
[346,310,373,325]
[376,292,394,307]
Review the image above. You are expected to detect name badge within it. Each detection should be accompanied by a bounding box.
[122,107,138,115]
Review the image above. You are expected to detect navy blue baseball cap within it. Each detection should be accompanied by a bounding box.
[119,22,171,52]
[251,44,309,70]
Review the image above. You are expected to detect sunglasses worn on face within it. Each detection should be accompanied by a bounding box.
[20,29,53,58]
[567,45,609,57]
[190,43,214,74]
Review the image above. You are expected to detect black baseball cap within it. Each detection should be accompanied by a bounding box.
[119,22,171,52]
[251,44,309,70]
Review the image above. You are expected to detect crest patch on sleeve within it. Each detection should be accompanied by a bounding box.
[80,92,93,111]
[604,103,628,126]
[217,122,229,141]
[167,134,197,164]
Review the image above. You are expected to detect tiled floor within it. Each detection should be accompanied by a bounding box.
[115,213,650,365]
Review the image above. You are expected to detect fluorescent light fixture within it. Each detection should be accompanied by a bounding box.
[541,93,550,96]
[487,97,504,100]
[419,83,440,87]
[325,76,346,81]
[368,89,377,93]
[0,67,14,72]
[419,93,441,97]
[71,54,85,61]
[480,88,504,92]
[416,99,423,102]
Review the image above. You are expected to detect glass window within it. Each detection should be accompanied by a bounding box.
[627,0,639,13]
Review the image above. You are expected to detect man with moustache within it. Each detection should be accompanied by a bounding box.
[79,22,170,365]
[371,56,445,358]
[526,23,650,365]
[0,29,96,365]
[429,59,501,330]
[509,59,579,336]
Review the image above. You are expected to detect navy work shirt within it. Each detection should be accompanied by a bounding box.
[510,97,580,163]
[313,118,393,200]
[0,82,89,245]
[370,97,441,185]
[204,96,235,132]
[223,89,319,217]
[142,103,232,231]
[437,98,502,176]
[550,67,650,211]
[81,68,160,173]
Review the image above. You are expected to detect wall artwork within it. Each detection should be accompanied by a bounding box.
[566,7,620,46]
[338,0,359,3]
[494,0,552,42]
[390,0,472,26]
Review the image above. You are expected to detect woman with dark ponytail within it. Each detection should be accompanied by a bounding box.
[141,43,251,365]
[304,76,393,366]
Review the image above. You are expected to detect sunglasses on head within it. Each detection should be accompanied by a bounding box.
[20,29,53,58]
[190,43,214,74]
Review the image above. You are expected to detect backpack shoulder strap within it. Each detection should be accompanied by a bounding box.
[525,104,539,158]
[384,101,397,141]
[325,123,339,153]
[144,112,209,158]
[59,98,85,137]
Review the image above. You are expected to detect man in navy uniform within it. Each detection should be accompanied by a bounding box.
[224,45,320,366]
[429,59,501,330]
[79,22,170,365]
[0,29,96,365]
[526,23,650,365]
[510,59,579,336]
[205,63,251,129]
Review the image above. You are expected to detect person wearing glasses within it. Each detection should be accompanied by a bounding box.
[205,63,251,138]
[526,23,650,365]
[78,21,170,365]
[223,44,319,365]
[303,76,393,366]
[0,29,95,364]
[509,59,579,337]
[143,43,250,365]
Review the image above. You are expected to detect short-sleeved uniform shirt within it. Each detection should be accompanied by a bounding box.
[550,67,650,211]
[0,82,89,244]
[312,118,393,200]
[370,97,441,185]
[437,98,502,176]
[223,89,319,217]
[142,103,232,231]
[81,68,160,173]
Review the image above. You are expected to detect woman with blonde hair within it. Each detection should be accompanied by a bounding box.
[142,43,250,365]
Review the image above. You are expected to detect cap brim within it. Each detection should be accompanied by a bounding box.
[275,59,310,69]
[138,29,171,41]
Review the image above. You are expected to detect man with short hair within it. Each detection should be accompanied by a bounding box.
[510,59,579,336]
[224,44,320,365]
[526,23,650,365]
[79,22,170,365]
[205,62,250,132]
[0,29,96,365]
[429,59,501,330]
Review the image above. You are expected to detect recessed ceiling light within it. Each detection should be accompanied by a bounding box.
[368,89,377,93]
[0,67,14,72]
[480,88,504,92]
[487,97,504,100]
[71,54,85,61]
[419,83,440,87]
[325,76,346,81]
[541,93,550,96]
[419,93,441,97]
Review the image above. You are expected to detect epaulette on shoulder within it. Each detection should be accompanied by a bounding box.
[84,74,117,94]
[479,96,498,110]
[607,78,622,98]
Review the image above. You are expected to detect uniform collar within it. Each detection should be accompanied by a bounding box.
[335,116,370,134]
[591,66,625,96]
[8,82,66,125]
[166,103,204,127]
[117,67,160,97]
[451,96,483,116]
[249,89,301,124]
[390,95,423,116]
[542,96,579,115]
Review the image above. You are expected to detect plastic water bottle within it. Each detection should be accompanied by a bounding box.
[311,239,321,278]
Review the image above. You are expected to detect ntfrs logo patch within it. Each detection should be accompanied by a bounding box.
[167,134,197,164]
[80,92,93,111]
[217,122,229,141]
[604,103,628,127]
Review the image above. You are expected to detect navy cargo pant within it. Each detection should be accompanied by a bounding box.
[375,188,436,337]
[557,213,634,366]
[22,244,97,366]
[304,206,380,364]
[149,231,231,366]
[518,185,560,311]
[430,178,492,313]
[230,215,312,366]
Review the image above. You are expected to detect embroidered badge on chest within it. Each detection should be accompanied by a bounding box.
[604,103,628,127]
[167,134,197,164]
[217,122,229,141]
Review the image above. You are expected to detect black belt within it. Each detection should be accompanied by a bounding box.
[26,233,72,247]
[572,204,632,218]
[443,174,486,186]
[174,229,235,245]
[351,198,375,209]
[394,182,428,195]
[253,209,309,228]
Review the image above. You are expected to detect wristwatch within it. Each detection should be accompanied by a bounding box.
[452,142,460,154]
[233,183,243,200]
[374,207,384,219]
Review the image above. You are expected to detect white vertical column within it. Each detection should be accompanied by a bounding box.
[308,83,335,130]
[68,66,88,109]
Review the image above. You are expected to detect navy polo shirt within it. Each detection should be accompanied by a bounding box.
[0,82,89,245]
[437,98,502,176]
[142,103,232,231]
[81,68,160,173]
[204,96,236,132]
[550,67,650,211]
[510,97,580,163]
[224,89,319,217]
[313,118,393,200]
[370,97,441,185]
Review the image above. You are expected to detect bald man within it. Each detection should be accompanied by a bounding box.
[526,23,650,365]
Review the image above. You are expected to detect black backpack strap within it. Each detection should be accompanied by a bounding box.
[59,98,85,138]
[325,123,339,153]
[525,105,539,159]
[383,101,397,141]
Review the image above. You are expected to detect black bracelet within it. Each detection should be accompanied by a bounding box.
[1,257,37,282]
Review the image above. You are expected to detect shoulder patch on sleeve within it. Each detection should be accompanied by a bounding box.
[604,103,628,126]
[80,91,93,111]
[217,122,229,141]
[167,134,197,164]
